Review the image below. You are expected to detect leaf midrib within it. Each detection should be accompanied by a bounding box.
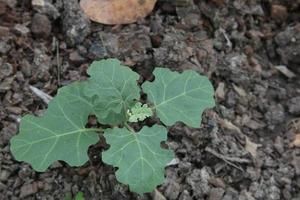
[156,85,212,108]
[12,127,99,149]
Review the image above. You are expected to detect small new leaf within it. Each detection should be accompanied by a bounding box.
[142,68,215,128]
[84,59,140,125]
[75,192,85,200]
[10,82,99,171]
[102,125,174,193]
[128,102,153,122]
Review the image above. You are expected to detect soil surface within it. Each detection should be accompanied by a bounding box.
[1,0,300,199]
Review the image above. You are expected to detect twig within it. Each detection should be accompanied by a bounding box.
[205,147,251,171]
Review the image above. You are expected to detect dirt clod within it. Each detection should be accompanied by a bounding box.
[288,96,300,115]
[19,182,39,198]
[271,5,288,22]
[31,13,52,38]
[62,0,91,46]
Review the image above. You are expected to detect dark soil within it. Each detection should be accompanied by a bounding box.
[1,0,300,199]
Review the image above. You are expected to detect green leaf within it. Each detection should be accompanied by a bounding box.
[10,82,99,172]
[75,192,85,200]
[127,102,153,122]
[85,59,140,125]
[102,125,174,193]
[142,68,215,128]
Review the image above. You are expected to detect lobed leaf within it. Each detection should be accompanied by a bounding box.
[142,68,215,128]
[102,125,174,193]
[10,82,99,171]
[84,59,140,125]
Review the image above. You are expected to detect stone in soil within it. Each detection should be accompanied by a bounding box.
[62,0,91,46]
[20,59,32,77]
[31,13,52,38]
[0,1,7,15]
[32,0,60,19]
[0,62,13,79]
[288,96,300,115]
[0,26,10,38]
[178,190,192,200]
[164,179,181,200]
[208,188,225,200]
[69,50,85,63]
[1,0,16,8]
[0,41,11,54]
[19,182,39,198]
[0,170,10,182]
[88,41,107,60]
[264,104,286,129]
[186,168,210,198]
[292,154,300,175]
[274,24,300,65]
[0,77,14,92]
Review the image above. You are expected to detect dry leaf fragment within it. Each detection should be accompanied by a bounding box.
[32,0,45,6]
[233,84,247,97]
[291,134,300,147]
[245,137,259,158]
[215,82,225,100]
[218,118,242,134]
[275,65,296,78]
[80,0,157,25]
[217,116,261,158]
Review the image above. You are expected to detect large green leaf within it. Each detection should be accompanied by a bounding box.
[142,68,215,128]
[10,82,99,171]
[102,125,174,193]
[84,59,140,125]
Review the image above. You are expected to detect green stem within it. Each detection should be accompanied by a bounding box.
[124,123,135,133]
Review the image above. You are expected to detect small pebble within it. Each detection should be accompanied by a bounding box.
[69,51,85,63]
[0,62,13,79]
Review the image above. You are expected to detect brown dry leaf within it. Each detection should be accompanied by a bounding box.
[80,0,157,25]
[291,134,300,147]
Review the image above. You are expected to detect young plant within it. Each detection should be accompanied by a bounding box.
[10,59,215,193]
